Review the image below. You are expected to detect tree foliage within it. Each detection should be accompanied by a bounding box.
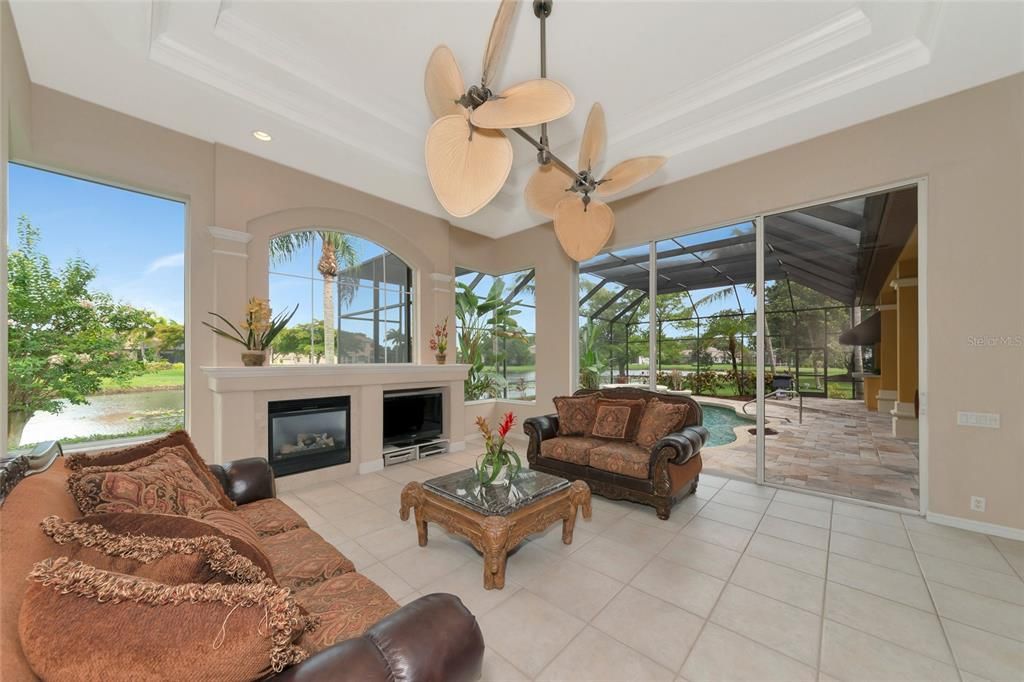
[455,278,527,400]
[6,218,150,444]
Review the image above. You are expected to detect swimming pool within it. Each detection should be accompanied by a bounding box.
[699,403,753,447]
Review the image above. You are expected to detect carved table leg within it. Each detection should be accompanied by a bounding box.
[563,480,593,544]
[480,516,511,590]
[400,482,428,546]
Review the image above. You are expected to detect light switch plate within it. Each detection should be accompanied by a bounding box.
[957,412,1000,428]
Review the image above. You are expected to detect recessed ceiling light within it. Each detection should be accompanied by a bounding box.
[252,130,272,142]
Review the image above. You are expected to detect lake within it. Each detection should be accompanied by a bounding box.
[18,389,185,446]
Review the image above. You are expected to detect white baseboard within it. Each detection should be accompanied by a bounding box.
[358,458,384,475]
[926,512,1024,542]
[448,440,466,453]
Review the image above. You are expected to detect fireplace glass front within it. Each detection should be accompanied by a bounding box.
[268,396,351,476]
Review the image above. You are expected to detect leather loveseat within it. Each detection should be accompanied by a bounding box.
[524,387,709,520]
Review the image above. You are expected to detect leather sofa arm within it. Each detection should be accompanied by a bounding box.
[523,414,559,441]
[651,425,711,467]
[208,457,275,505]
[272,593,484,682]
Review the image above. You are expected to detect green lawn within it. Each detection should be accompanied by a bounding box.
[101,366,185,392]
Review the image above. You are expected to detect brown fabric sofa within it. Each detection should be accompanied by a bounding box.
[525,387,710,519]
[0,446,484,682]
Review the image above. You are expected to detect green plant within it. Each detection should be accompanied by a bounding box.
[578,322,606,390]
[6,217,152,446]
[203,297,298,351]
[474,412,522,485]
[455,278,526,400]
[684,370,721,396]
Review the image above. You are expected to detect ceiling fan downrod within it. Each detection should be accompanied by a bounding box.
[512,0,592,196]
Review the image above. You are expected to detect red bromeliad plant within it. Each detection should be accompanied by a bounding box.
[474,411,522,485]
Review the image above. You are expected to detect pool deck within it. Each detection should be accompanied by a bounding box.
[698,396,920,510]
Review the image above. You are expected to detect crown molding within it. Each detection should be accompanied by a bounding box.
[148,31,424,178]
[213,2,420,139]
[518,7,873,174]
[208,225,253,243]
[657,38,931,157]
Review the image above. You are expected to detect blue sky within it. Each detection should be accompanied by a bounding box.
[8,163,186,323]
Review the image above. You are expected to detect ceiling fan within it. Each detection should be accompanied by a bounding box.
[423,0,665,261]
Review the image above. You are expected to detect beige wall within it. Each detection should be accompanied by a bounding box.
[459,74,1024,530]
[7,83,458,463]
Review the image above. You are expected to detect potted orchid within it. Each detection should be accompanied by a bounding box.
[429,317,449,364]
[474,411,522,486]
[203,297,298,366]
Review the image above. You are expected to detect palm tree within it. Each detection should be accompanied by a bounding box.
[270,230,360,363]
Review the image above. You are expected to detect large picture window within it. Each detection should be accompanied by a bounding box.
[455,267,535,401]
[6,164,186,450]
[269,231,412,364]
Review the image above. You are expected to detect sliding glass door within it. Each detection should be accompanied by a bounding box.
[761,188,920,508]
[574,184,921,509]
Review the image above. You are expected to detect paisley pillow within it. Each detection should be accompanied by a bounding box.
[553,393,601,436]
[590,398,646,441]
[635,399,691,449]
[67,446,224,518]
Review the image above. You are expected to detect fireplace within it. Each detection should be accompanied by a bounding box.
[267,396,351,476]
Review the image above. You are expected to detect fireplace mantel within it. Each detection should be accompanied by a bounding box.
[201,363,470,392]
[199,363,469,478]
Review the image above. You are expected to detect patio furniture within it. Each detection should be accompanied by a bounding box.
[524,387,709,520]
[399,469,591,589]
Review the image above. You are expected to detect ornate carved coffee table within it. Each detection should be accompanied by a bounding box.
[400,469,591,589]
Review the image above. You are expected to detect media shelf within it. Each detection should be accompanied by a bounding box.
[382,437,449,467]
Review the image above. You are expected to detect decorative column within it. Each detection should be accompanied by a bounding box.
[430,272,454,363]
[891,266,919,438]
[876,286,899,415]
[207,226,252,366]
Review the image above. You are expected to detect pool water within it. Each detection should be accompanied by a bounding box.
[699,403,753,447]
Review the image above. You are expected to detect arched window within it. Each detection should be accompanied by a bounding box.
[269,230,412,364]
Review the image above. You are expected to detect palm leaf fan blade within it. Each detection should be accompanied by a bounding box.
[596,156,667,197]
[578,103,607,172]
[469,79,574,130]
[481,0,520,88]
[552,196,615,262]
[425,45,465,119]
[524,163,576,217]
[425,115,513,217]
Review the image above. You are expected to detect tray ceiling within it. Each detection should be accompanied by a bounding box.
[9,1,1024,238]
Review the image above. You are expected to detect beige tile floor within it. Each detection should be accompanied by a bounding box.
[280,442,1023,682]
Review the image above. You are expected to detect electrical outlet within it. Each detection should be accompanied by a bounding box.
[957,412,1001,428]
[970,496,986,513]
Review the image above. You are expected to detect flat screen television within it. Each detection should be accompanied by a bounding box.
[382,389,443,446]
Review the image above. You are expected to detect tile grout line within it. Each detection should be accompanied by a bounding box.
[814,504,833,677]
[677,486,780,677]
[985,532,1024,582]
[903,514,964,682]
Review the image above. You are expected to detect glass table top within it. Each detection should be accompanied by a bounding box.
[423,468,570,516]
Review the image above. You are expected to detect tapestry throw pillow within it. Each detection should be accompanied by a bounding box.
[67,446,225,518]
[590,398,647,441]
[635,399,691,449]
[553,393,601,436]
[19,557,311,682]
[40,513,274,584]
[66,430,235,511]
